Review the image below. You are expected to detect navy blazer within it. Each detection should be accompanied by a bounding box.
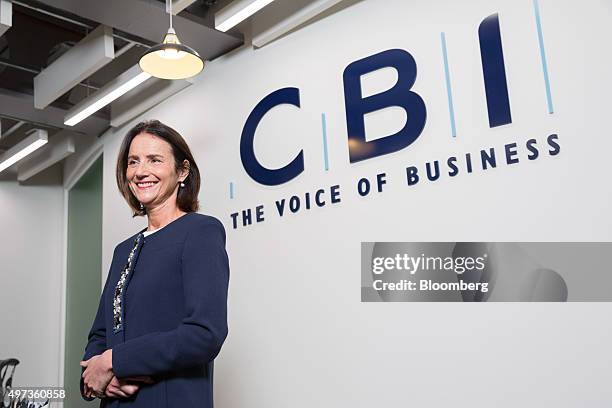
[81,213,229,407]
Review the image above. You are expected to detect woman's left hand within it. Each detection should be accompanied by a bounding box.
[81,349,114,398]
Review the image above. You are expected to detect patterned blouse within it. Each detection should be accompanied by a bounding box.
[113,233,144,333]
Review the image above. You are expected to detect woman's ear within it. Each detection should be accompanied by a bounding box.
[180,160,190,181]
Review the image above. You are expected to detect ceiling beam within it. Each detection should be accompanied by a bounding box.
[37,0,242,60]
[252,0,344,48]
[0,89,110,137]
[0,0,11,36]
[171,0,197,15]
[34,24,115,109]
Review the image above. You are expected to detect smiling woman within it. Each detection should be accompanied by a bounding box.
[79,120,230,408]
[116,120,201,218]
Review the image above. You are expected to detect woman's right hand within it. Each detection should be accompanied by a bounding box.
[104,375,155,399]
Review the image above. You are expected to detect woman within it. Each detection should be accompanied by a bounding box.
[79,120,230,407]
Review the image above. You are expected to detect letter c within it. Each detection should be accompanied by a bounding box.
[240,87,304,186]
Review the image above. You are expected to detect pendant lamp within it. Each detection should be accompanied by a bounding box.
[139,0,204,80]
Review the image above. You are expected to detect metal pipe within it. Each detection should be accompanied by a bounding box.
[11,1,90,29]
[114,42,136,59]
[0,113,61,131]
[113,33,152,49]
[0,120,26,140]
[11,1,152,48]
[0,59,100,91]
[0,59,37,74]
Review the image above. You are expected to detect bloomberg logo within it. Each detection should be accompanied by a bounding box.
[231,10,560,229]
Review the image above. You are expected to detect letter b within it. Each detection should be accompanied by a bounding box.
[343,49,427,163]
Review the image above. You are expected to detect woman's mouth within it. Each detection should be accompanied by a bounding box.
[135,181,158,190]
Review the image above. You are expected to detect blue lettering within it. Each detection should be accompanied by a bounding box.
[406,166,419,186]
[479,14,512,127]
[343,49,426,163]
[526,138,539,160]
[547,134,560,155]
[357,178,371,196]
[505,142,519,164]
[241,87,304,185]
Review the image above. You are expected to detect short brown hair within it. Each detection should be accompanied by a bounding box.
[116,120,201,217]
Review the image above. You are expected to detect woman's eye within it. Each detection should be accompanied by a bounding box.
[128,160,137,165]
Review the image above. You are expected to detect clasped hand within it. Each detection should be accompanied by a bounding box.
[81,349,154,399]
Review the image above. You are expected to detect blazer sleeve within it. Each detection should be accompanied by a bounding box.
[111,218,230,378]
[79,253,114,401]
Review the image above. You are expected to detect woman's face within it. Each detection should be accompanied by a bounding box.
[126,132,187,209]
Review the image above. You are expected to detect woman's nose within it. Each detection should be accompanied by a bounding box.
[134,161,151,176]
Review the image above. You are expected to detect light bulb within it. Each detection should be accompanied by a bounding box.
[159,48,184,60]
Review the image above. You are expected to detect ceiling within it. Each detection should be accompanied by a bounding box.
[0,0,360,183]
[0,0,242,181]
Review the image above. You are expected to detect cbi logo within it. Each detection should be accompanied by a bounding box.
[241,13,523,186]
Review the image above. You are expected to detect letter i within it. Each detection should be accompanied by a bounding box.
[478,13,512,127]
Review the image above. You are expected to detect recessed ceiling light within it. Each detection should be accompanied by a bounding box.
[216,0,276,32]
[0,129,48,174]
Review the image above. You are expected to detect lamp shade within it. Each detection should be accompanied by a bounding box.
[139,29,204,80]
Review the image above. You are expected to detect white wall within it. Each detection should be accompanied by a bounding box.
[0,180,63,390]
[100,0,612,406]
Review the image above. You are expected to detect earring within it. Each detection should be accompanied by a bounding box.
[139,202,144,210]
[180,181,185,188]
